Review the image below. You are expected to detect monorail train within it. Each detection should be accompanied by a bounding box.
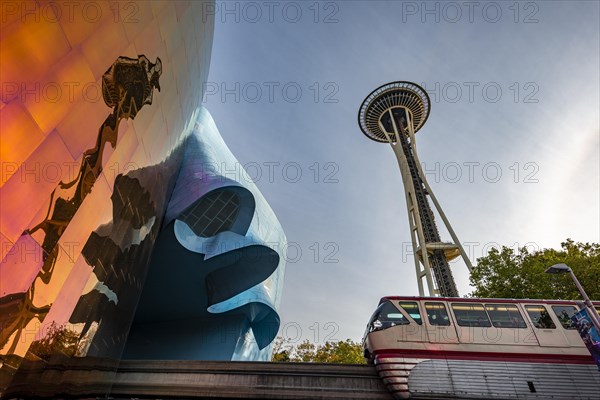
[363,296,600,399]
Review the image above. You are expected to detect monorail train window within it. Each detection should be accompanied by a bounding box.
[451,303,492,327]
[524,305,556,329]
[398,302,422,325]
[425,302,450,326]
[551,305,578,329]
[367,301,409,333]
[484,304,527,328]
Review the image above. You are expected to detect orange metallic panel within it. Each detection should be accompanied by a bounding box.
[0,232,14,267]
[23,49,96,135]
[80,18,129,80]
[132,13,168,67]
[0,130,76,245]
[0,100,46,186]
[157,3,181,61]
[121,1,154,43]
[103,125,140,183]
[149,1,169,18]
[55,1,113,48]
[55,79,111,160]
[174,1,191,21]
[35,253,95,348]
[26,174,112,307]
[0,1,39,30]
[0,232,46,297]
[0,12,71,104]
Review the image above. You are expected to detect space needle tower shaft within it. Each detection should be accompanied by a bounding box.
[358,82,473,297]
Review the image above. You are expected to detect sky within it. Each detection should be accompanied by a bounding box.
[202,1,600,344]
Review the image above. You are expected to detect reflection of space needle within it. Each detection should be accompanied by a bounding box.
[358,81,473,297]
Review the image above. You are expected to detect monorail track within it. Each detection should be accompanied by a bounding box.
[2,359,392,400]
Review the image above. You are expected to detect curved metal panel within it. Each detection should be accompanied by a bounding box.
[123,107,287,361]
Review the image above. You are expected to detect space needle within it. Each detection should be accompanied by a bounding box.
[358,81,473,297]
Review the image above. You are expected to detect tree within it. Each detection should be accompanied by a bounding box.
[27,322,82,360]
[469,239,600,300]
[271,336,291,362]
[271,337,365,364]
[312,339,365,364]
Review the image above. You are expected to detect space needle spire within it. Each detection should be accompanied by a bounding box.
[358,81,473,297]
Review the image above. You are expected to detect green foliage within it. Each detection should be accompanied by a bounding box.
[469,239,600,300]
[271,345,290,362]
[312,339,366,364]
[271,337,365,364]
[294,340,318,362]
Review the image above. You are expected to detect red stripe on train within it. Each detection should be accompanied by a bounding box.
[373,349,595,365]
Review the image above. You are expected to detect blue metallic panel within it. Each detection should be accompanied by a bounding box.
[123,108,287,361]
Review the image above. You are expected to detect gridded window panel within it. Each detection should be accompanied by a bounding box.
[525,305,556,329]
[180,189,241,237]
[484,304,527,329]
[451,303,492,327]
[425,302,451,326]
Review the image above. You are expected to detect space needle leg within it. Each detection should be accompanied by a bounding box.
[407,126,474,272]
[381,112,436,296]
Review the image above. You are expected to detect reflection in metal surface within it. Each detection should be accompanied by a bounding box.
[1,3,286,395]
[124,108,286,362]
[0,55,162,358]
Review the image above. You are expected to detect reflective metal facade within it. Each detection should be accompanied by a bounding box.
[124,108,286,362]
[0,0,286,394]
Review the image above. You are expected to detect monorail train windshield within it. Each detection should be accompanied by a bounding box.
[365,300,409,333]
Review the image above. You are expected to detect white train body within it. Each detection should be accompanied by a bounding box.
[363,296,600,399]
